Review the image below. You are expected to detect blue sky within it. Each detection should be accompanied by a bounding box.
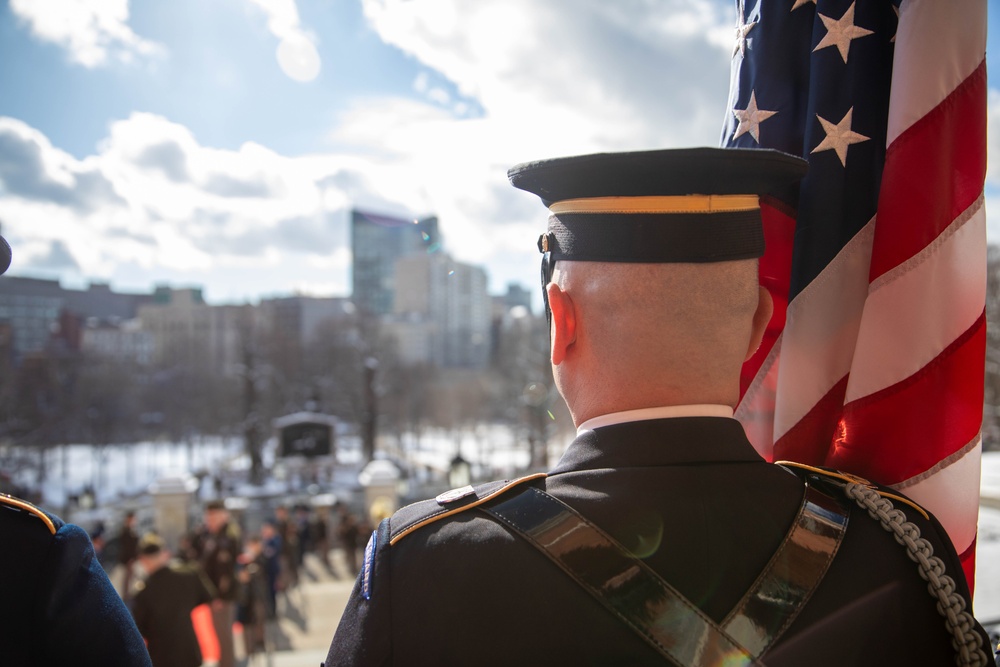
[0,0,996,304]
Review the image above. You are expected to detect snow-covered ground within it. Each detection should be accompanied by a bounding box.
[976,507,1000,623]
[975,450,1000,625]
[3,425,573,509]
[5,437,246,507]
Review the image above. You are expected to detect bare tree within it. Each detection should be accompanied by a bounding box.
[490,309,571,469]
[72,353,140,489]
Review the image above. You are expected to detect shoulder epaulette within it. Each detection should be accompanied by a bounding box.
[389,473,547,546]
[0,494,57,534]
[775,460,929,520]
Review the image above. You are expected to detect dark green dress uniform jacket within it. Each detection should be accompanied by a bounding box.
[325,417,991,666]
[0,496,152,666]
[132,562,216,667]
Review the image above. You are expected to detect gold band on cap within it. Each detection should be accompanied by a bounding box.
[549,194,760,215]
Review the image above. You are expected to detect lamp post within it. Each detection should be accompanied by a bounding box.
[361,356,379,463]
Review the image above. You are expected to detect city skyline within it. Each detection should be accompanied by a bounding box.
[0,210,529,308]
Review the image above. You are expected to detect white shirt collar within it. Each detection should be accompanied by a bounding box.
[577,404,735,434]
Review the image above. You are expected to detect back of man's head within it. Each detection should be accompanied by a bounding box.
[548,259,766,421]
[138,533,169,573]
[509,147,805,426]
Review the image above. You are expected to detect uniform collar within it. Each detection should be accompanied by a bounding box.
[551,416,763,474]
[577,405,735,434]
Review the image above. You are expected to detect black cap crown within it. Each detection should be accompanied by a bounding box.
[509,147,807,264]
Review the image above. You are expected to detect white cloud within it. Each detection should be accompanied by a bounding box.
[9,0,164,67]
[0,117,124,214]
[246,0,322,82]
[362,0,734,150]
[0,105,547,301]
[988,200,1000,244]
[0,113,367,294]
[413,72,455,109]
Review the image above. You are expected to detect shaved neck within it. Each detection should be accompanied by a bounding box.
[547,260,766,426]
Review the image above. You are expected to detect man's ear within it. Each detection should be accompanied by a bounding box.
[745,285,774,361]
[547,282,576,366]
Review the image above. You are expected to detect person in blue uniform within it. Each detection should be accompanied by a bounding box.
[324,148,993,666]
[0,493,153,666]
[0,231,152,667]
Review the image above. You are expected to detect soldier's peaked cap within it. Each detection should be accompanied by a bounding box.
[508,147,807,264]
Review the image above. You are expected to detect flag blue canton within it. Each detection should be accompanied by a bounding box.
[721,0,900,299]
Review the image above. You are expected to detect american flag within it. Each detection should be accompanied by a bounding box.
[721,0,988,589]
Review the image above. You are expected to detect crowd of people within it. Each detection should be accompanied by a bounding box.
[115,498,368,667]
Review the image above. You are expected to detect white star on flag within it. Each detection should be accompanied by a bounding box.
[790,0,816,10]
[813,2,874,63]
[734,16,757,58]
[811,107,869,167]
[733,90,777,143]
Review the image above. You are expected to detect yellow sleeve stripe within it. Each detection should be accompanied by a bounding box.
[549,194,760,215]
[390,472,548,546]
[1,495,57,534]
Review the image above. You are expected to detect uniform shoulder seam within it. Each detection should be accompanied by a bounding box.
[775,460,929,520]
[0,494,57,534]
[389,472,547,546]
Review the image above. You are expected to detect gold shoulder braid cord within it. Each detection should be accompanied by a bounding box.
[777,462,989,667]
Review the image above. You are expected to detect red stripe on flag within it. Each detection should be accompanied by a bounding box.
[869,61,987,282]
[772,375,849,466]
[828,312,986,485]
[741,198,796,397]
[959,536,978,597]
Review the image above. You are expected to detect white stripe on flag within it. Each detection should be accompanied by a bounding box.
[846,198,986,403]
[888,0,986,146]
[771,220,873,443]
[895,436,982,555]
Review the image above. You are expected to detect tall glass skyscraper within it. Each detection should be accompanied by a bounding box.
[350,210,440,316]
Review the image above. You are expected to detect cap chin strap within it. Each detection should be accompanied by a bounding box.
[540,252,554,334]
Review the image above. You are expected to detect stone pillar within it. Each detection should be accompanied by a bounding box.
[358,459,401,525]
[148,474,198,552]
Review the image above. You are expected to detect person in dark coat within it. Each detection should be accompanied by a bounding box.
[0,237,147,664]
[237,534,270,658]
[260,519,282,617]
[325,148,992,666]
[0,493,152,666]
[189,499,242,667]
[312,506,332,571]
[117,510,139,602]
[275,504,299,588]
[132,533,215,667]
[295,504,311,566]
[335,504,361,577]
